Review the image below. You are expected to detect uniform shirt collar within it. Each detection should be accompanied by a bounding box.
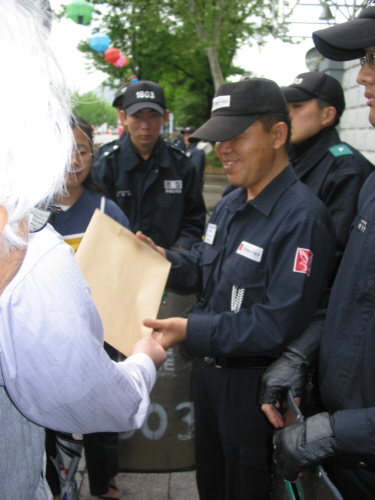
[226,164,298,217]
[122,134,170,171]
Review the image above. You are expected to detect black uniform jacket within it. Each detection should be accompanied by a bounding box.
[291,126,373,276]
[319,171,375,467]
[93,134,206,249]
[166,165,336,359]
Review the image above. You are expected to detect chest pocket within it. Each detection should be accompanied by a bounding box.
[222,253,266,309]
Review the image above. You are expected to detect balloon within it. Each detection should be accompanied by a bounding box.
[113,55,128,68]
[90,33,110,53]
[104,47,121,63]
[66,0,93,25]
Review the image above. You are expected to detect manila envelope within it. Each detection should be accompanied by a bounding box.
[75,209,171,356]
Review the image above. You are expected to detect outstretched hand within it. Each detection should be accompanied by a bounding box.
[135,231,166,259]
[143,317,188,350]
[131,336,167,370]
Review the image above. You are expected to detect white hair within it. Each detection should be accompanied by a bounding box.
[0,0,72,255]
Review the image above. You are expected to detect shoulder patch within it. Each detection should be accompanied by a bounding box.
[328,144,353,157]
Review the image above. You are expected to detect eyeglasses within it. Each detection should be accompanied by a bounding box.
[72,149,92,160]
[29,203,61,233]
[360,50,375,69]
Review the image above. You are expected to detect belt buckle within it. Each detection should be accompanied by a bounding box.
[204,357,222,368]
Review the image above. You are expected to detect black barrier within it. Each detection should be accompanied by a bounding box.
[118,290,197,472]
[271,391,344,500]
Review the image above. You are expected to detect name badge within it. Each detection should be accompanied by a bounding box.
[204,223,217,245]
[356,217,369,234]
[236,241,263,262]
[117,190,131,198]
[164,180,182,193]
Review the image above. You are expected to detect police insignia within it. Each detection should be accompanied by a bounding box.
[328,144,353,157]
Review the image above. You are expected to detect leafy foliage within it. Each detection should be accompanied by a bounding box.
[68,0,293,125]
[71,91,118,127]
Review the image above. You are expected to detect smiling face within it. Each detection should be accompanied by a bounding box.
[287,99,336,144]
[356,46,375,127]
[215,119,288,200]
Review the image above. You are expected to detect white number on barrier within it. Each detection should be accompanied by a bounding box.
[176,402,194,441]
[141,402,168,440]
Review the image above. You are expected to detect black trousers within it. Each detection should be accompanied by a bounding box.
[329,462,375,500]
[83,431,119,496]
[194,359,274,500]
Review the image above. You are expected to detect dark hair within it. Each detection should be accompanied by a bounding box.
[259,113,292,151]
[70,115,108,196]
[316,98,341,126]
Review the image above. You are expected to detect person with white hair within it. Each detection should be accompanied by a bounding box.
[0,2,166,499]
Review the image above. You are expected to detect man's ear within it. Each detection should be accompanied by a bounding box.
[322,106,337,127]
[0,206,8,235]
[119,109,127,125]
[272,122,289,150]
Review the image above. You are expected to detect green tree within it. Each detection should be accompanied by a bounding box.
[71,91,117,127]
[70,0,293,124]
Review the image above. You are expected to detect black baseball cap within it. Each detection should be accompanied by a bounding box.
[190,78,289,143]
[313,6,375,61]
[282,72,345,116]
[184,126,197,134]
[123,80,167,115]
[112,82,131,108]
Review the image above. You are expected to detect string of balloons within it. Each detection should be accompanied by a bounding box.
[66,0,130,68]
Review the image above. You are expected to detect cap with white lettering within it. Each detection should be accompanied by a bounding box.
[281,72,345,116]
[190,78,289,143]
[123,80,167,116]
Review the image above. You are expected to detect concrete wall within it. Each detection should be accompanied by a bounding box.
[320,58,375,164]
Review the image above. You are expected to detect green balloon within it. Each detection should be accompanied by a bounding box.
[66,0,93,25]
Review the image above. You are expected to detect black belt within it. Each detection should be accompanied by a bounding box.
[203,355,276,369]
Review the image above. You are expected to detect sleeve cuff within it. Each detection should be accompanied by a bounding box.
[186,312,213,357]
[333,408,373,456]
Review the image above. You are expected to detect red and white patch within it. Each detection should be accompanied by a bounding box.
[293,248,313,276]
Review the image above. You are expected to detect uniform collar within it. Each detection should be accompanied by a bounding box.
[226,164,298,217]
[121,134,171,171]
[290,126,338,175]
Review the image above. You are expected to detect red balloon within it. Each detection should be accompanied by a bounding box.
[104,47,120,63]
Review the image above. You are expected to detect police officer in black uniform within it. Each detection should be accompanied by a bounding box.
[138,78,336,500]
[282,71,373,276]
[93,80,206,250]
[259,7,375,499]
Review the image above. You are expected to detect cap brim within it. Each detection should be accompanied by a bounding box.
[125,102,165,115]
[282,86,315,103]
[189,114,261,143]
[313,17,375,61]
[112,96,123,108]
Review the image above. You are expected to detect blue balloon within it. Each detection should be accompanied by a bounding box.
[89,33,110,53]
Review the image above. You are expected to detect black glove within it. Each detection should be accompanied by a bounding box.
[273,412,337,481]
[258,318,323,405]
